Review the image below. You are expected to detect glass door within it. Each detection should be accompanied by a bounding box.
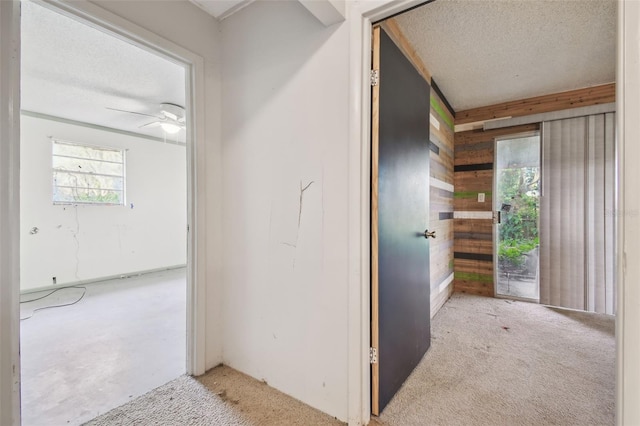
[495,134,540,301]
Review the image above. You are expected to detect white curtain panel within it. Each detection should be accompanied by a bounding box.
[540,113,615,314]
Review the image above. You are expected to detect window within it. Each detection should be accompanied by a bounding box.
[52,140,125,205]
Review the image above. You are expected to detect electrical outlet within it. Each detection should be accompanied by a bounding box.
[478,193,485,203]
[52,276,56,284]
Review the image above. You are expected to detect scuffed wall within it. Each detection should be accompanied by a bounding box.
[221,1,350,420]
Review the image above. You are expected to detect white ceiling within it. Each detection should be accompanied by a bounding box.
[21,1,186,142]
[395,0,616,112]
[21,0,616,135]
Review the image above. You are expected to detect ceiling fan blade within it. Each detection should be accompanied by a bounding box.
[106,107,162,119]
[139,121,162,129]
[162,111,179,121]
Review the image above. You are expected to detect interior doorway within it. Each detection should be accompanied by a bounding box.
[360,0,615,420]
[19,1,192,424]
[494,133,541,301]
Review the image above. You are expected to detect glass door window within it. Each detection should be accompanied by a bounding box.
[495,134,540,300]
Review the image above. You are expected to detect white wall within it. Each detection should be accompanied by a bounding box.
[618,1,640,424]
[0,1,22,424]
[221,1,350,420]
[88,0,224,369]
[20,115,186,290]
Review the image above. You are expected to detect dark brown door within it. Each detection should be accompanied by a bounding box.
[371,26,431,415]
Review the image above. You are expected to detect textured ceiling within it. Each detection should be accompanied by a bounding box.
[21,1,186,142]
[394,0,616,112]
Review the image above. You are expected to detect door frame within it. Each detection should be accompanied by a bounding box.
[0,1,207,423]
[370,24,381,416]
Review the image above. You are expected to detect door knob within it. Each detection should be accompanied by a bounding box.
[423,229,436,239]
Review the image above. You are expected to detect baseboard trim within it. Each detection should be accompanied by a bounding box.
[20,264,187,295]
[431,273,455,318]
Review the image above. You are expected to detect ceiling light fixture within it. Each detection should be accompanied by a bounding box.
[160,122,181,134]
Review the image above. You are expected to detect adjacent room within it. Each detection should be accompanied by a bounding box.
[370,0,616,422]
[19,2,189,424]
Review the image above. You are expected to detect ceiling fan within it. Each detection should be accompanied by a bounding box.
[107,103,186,134]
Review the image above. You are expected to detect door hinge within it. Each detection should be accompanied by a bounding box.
[369,347,378,364]
[370,69,379,86]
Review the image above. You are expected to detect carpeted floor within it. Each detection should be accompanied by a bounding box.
[85,365,343,426]
[86,293,615,426]
[377,293,615,425]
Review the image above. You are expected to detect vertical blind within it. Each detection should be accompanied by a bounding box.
[540,113,615,314]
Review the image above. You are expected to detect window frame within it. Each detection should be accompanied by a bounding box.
[51,138,126,206]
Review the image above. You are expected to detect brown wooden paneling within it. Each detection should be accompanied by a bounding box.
[431,252,452,279]
[431,151,454,184]
[432,126,453,151]
[455,148,494,165]
[452,124,540,296]
[454,169,493,182]
[454,239,492,255]
[454,197,493,212]
[432,95,455,138]
[429,89,454,314]
[454,170,493,191]
[434,149,454,171]
[455,124,540,145]
[429,193,453,215]
[456,83,615,125]
[454,219,493,235]
[454,258,493,275]
[454,279,493,296]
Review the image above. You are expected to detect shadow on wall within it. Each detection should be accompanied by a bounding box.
[221,1,341,139]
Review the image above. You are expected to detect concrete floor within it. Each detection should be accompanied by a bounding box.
[496,274,539,300]
[20,268,186,426]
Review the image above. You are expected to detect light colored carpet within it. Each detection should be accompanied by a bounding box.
[85,365,343,425]
[377,293,615,426]
[86,293,614,426]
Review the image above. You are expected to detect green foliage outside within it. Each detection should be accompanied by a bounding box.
[498,167,539,270]
[74,191,121,204]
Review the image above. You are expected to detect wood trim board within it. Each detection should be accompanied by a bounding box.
[456,83,616,125]
[370,24,381,417]
[379,18,431,84]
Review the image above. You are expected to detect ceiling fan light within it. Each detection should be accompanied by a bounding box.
[160,122,181,134]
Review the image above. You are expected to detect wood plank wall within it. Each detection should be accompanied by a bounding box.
[429,90,455,315]
[456,83,615,125]
[453,124,537,296]
[452,83,615,296]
